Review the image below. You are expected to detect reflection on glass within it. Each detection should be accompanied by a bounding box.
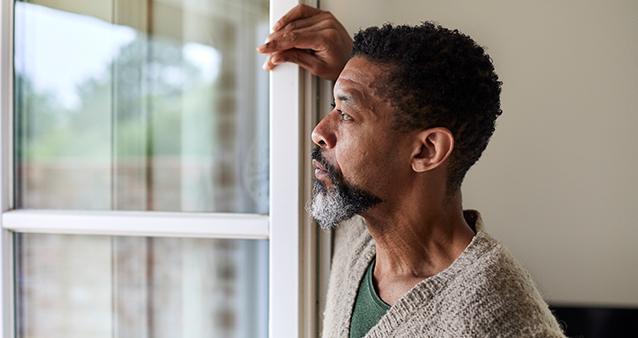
[15,233,269,338]
[14,0,269,213]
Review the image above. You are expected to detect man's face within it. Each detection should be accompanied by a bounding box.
[308,57,414,229]
[308,147,381,229]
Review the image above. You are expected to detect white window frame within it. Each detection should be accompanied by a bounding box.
[0,0,331,336]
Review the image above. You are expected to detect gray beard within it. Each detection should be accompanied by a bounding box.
[307,180,358,230]
[307,149,382,230]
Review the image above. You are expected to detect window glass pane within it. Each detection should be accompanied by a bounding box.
[14,232,269,338]
[14,0,269,213]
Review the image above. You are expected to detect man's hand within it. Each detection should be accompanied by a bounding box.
[257,4,353,82]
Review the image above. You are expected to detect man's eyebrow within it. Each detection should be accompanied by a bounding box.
[337,93,355,102]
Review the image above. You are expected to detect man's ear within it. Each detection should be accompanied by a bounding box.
[411,127,454,173]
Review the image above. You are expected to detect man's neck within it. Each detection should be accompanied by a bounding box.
[362,189,475,306]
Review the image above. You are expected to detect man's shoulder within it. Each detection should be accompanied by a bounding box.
[437,231,547,312]
[400,231,565,337]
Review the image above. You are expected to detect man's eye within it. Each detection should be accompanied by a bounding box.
[339,111,353,121]
[330,102,336,109]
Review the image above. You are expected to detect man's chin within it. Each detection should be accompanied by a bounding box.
[307,170,381,230]
[307,191,356,230]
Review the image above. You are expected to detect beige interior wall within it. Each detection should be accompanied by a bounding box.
[330,0,638,307]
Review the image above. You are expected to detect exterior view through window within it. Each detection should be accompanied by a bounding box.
[13,0,269,336]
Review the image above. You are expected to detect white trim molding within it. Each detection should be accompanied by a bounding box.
[268,1,316,337]
[0,0,14,336]
[2,209,269,239]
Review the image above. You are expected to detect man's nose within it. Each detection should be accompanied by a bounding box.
[311,113,337,148]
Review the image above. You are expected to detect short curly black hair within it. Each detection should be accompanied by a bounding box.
[352,22,502,191]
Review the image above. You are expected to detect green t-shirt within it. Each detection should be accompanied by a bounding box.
[349,258,391,338]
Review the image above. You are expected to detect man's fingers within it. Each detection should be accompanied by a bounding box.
[258,4,351,81]
[264,49,342,82]
[262,51,315,72]
[263,49,316,72]
[258,30,329,54]
[259,14,336,53]
[277,11,335,34]
[272,4,323,31]
[272,49,323,72]
[262,54,275,71]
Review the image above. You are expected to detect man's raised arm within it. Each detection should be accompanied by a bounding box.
[257,4,353,82]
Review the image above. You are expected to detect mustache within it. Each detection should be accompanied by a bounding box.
[311,147,343,185]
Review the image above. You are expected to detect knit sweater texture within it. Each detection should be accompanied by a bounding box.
[322,211,566,337]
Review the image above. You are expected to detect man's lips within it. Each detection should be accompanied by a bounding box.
[312,159,329,178]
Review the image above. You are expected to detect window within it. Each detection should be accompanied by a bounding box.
[1,0,327,337]
[15,234,268,337]
[13,0,270,214]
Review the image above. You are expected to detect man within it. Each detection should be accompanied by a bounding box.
[259,5,565,337]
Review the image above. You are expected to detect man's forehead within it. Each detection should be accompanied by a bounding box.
[334,57,380,102]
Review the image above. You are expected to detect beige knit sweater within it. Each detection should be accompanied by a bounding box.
[322,211,566,337]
